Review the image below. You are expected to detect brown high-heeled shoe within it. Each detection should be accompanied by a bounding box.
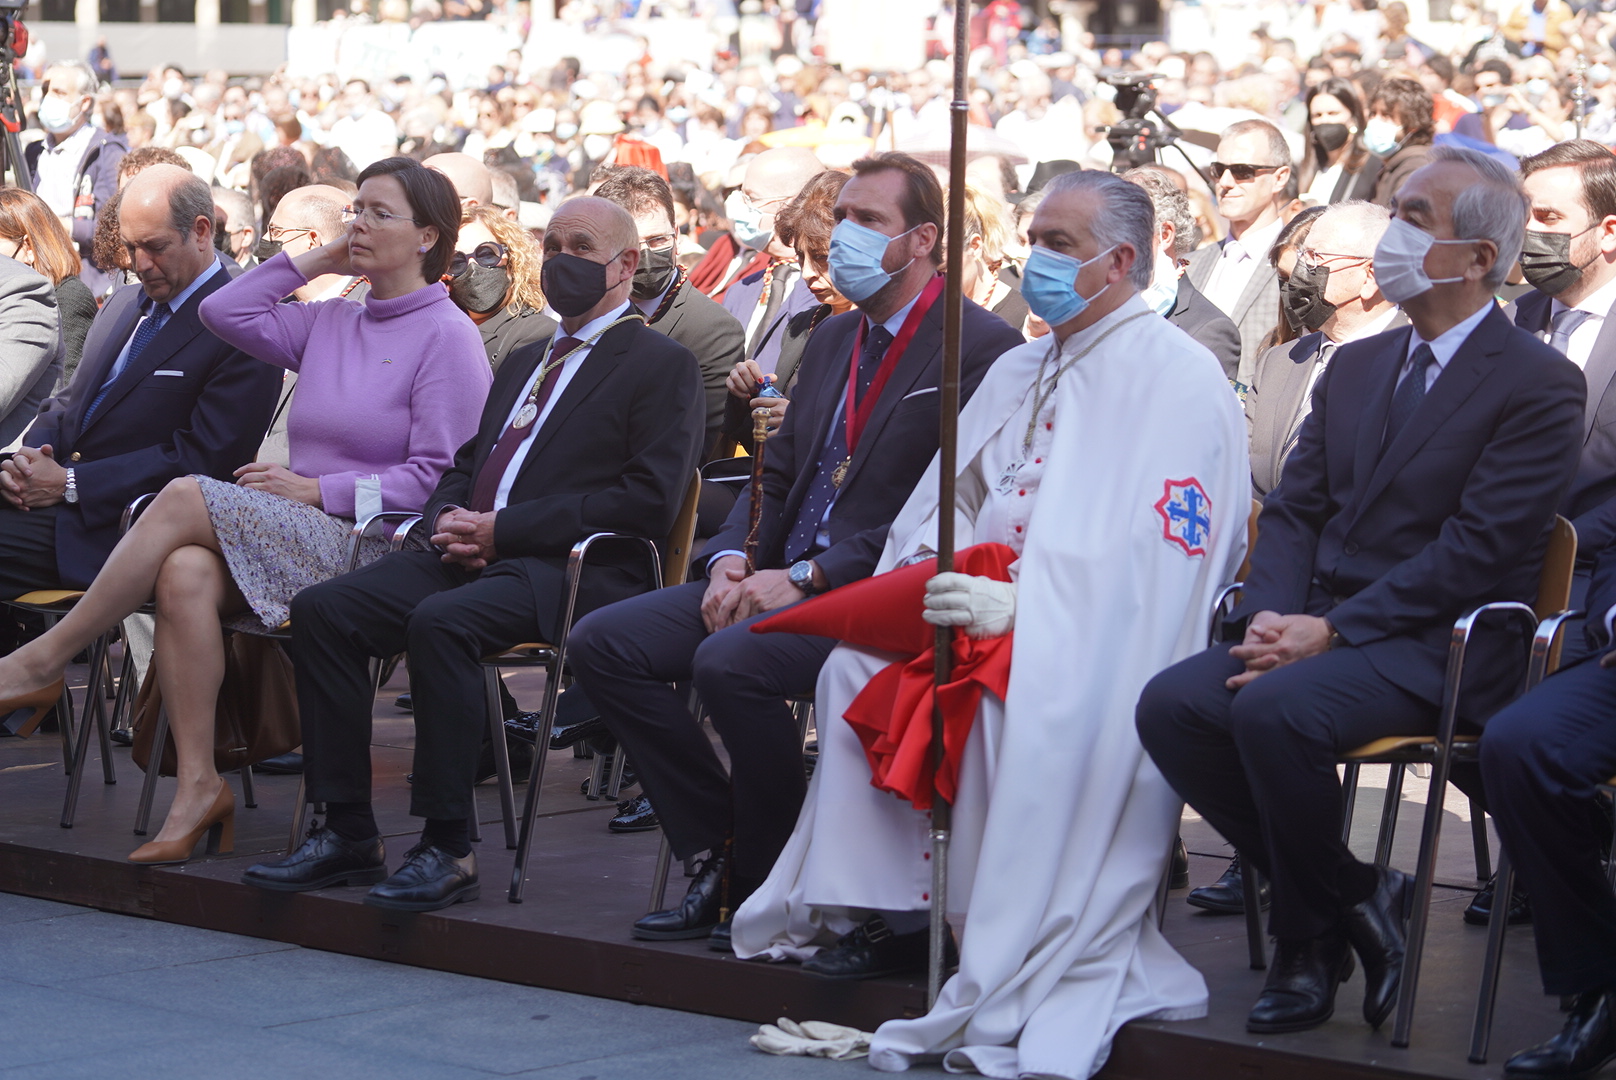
[129,781,235,865]
[0,678,64,738]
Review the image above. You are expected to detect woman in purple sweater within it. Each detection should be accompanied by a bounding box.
[0,158,490,863]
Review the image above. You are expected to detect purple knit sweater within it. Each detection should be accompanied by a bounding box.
[199,253,491,517]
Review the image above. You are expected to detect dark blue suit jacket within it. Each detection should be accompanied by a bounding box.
[1236,303,1585,719]
[26,266,280,587]
[706,286,1023,589]
[1507,289,1616,578]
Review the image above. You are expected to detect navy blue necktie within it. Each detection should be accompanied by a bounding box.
[1383,342,1435,450]
[82,303,171,431]
[783,324,894,562]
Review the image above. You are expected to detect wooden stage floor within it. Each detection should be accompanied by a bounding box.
[0,658,1573,1079]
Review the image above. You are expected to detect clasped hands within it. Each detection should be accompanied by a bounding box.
[701,555,813,632]
[234,462,322,506]
[1226,610,1334,690]
[433,507,498,570]
[0,445,68,509]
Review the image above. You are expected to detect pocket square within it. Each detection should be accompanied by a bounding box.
[152,370,185,377]
[899,387,939,401]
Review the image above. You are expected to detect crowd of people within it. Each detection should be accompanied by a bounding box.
[8,2,1616,1078]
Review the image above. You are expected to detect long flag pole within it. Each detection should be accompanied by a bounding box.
[928,0,970,1011]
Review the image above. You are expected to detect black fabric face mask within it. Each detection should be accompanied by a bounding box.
[1281,260,1337,334]
[1520,226,1598,296]
[1312,122,1351,155]
[254,237,282,263]
[631,244,678,301]
[449,261,511,314]
[541,251,619,317]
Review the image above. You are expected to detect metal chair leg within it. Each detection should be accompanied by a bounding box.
[132,704,170,835]
[1391,741,1455,1047]
[1470,799,1492,882]
[56,681,76,775]
[287,775,309,854]
[650,834,673,913]
[605,747,628,800]
[239,763,256,809]
[508,655,566,902]
[1242,856,1267,970]
[1374,763,1406,867]
[1468,849,1515,1063]
[585,749,608,799]
[1341,761,1361,845]
[61,636,113,828]
[109,645,136,735]
[484,667,518,849]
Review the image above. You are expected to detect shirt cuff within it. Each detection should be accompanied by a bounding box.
[1603,602,1616,647]
[706,549,746,577]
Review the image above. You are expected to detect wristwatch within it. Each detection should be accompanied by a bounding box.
[1325,619,1343,650]
[63,467,77,504]
[787,560,820,595]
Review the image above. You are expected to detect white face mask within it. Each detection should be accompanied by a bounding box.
[37,95,77,135]
[1373,217,1474,303]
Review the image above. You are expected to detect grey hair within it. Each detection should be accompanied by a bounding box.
[1315,199,1391,255]
[46,61,98,98]
[1040,169,1156,290]
[1428,144,1528,288]
[169,172,218,240]
[490,169,519,210]
[1121,166,1196,258]
[211,187,253,240]
[1223,118,1292,166]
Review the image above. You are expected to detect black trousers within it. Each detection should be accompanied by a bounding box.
[1481,656,1616,996]
[290,550,560,822]
[567,579,837,880]
[1136,642,1433,939]
[0,503,62,601]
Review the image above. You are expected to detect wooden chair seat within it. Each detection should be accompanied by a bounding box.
[483,643,555,664]
[1343,733,1480,761]
[9,590,87,609]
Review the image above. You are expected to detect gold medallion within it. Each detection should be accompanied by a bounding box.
[831,457,851,488]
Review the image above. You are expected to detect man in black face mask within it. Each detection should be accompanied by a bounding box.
[1513,141,1616,606]
[1246,201,1401,501]
[591,166,746,460]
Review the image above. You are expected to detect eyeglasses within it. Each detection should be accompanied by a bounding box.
[448,242,507,276]
[266,226,313,243]
[340,205,423,228]
[640,233,676,253]
[1209,162,1285,183]
[1299,249,1370,268]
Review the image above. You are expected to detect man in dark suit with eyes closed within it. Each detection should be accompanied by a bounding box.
[566,152,1023,950]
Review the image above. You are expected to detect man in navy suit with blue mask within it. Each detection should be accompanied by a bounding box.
[1136,146,1585,1038]
[0,164,276,600]
[568,151,1022,950]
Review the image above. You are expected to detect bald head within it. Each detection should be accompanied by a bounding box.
[744,147,825,203]
[424,152,494,208]
[121,164,218,302]
[271,183,349,243]
[541,196,641,325]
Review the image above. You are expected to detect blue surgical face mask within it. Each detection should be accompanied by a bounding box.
[1021,243,1117,327]
[725,189,773,251]
[1141,269,1178,317]
[828,219,919,303]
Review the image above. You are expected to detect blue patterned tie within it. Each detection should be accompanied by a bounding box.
[1383,342,1435,450]
[82,303,171,431]
[783,324,893,562]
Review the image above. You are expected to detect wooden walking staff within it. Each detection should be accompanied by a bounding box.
[744,406,772,574]
[928,0,972,1012]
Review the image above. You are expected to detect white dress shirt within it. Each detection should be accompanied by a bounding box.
[491,302,633,512]
[34,123,94,218]
[1305,163,1344,206]
[100,258,224,392]
[1399,299,1493,392]
[1203,217,1285,317]
[1548,272,1616,371]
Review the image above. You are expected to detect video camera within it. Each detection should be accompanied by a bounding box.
[1102,72,1176,173]
[0,0,31,192]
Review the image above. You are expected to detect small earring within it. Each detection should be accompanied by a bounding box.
[419,245,430,253]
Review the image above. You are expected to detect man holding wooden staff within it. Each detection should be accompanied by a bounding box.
[731,170,1248,1079]
[567,152,1022,947]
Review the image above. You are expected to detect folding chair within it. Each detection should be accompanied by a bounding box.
[503,471,702,901]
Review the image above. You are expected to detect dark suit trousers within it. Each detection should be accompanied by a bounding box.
[1481,657,1616,996]
[0,503,62,600]
[568,579,837,880]
[1136,642,1432,939]
[290,549,560,822]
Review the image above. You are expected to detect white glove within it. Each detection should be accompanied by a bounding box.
[922,572,1016,638]
[751,1017,872,1060]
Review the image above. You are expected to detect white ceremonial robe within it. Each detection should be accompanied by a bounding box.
[731,294,1249,1080]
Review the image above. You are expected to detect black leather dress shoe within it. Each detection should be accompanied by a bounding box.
[395,692,412,713]
[1187,853,1271,914]
[252,751,304,775]
[1171,835,1190,891]
[709,918,733,953]
[802,916,959,980]
[242,826,387,892]
[109,727,134,747]
[609,793,660,833]
[364,841,479,911]
[1505,990,1616,1077]
[1342,864,1414,1029]
[1246,930,1356,1033]
[632,852,750,940]
[1465,872,1533,926]
[475,736,532,786]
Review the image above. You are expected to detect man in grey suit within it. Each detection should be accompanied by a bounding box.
[1124,165,1242,380]
[0,256,66,451]
[1247,201,1401,500]
[1187,120,1293,399]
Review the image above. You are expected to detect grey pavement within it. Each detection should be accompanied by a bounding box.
[0,891,887,1079]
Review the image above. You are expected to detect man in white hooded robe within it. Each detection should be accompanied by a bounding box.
[731,169,1250,1079]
